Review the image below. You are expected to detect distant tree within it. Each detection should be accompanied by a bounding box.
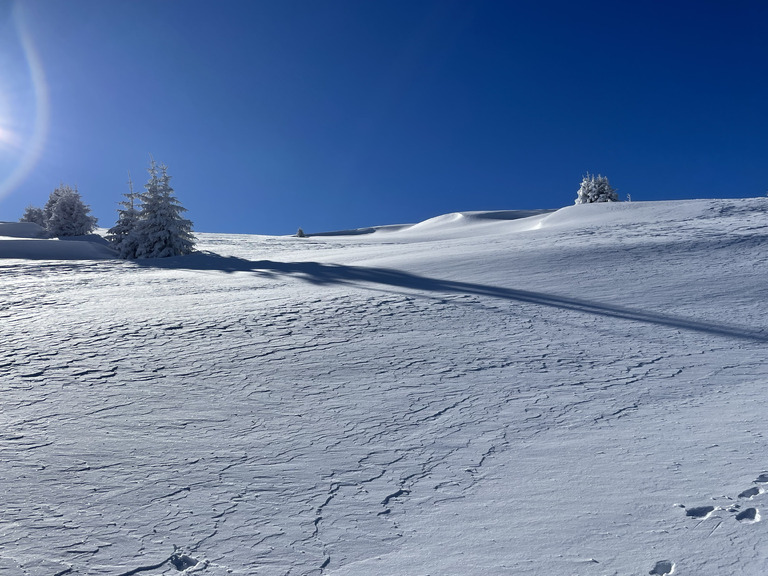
[132,160,195,258]
[106,173,141,259]
[19,205,46,227]
[296,227,306,238]
[44,184,98,236]
[575,173,618,204]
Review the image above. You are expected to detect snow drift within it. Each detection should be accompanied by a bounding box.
[0,222,116,259]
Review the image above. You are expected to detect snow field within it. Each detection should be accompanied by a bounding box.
[1,197,768,575]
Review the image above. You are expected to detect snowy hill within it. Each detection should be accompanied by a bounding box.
[2,198,768,575]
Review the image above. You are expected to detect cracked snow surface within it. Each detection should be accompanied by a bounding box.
[2,198,768,575]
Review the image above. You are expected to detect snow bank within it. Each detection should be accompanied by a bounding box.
[0,222,116,259]
[0,237,117,259]
[0,221,48,238]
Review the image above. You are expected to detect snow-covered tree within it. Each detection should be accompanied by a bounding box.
[19,205,46,227]
[106,173,141,259]
[132,160,195,258]
[44,184,98,236]
[43,185,69,225]
[575,173,618,204]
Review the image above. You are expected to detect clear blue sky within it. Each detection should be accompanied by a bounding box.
[0,0,766,234]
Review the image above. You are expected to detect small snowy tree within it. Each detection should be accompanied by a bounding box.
[44,184,98,236]
[132,160,195,258]
[19,205,46,227]
[575,173,618,204]
[106,173,141,259]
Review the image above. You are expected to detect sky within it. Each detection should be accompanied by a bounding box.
[0,0,766,235]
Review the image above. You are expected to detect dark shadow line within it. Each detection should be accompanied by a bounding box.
[134,253,768,343]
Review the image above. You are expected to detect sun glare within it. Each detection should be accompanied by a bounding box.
[0,2,49,200]
[0,89,15,150]
[0,124,16,150]
[0,95,21,151]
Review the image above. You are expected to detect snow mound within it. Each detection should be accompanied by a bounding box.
[0,238,116,260]
[307,210,553,238]
[0,221,48,238]
[0,222,117,260]
[394,209,553,235]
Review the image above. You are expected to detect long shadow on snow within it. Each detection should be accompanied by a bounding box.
[138,252,768,343]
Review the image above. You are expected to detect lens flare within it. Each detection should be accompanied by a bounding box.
[0,2,49,200]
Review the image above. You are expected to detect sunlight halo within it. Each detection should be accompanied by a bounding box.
[0,2,49,200]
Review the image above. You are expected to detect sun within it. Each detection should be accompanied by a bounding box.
[0,90,23,151]
[0,122,19,151]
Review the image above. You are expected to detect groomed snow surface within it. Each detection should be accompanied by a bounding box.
[2,198,768,575]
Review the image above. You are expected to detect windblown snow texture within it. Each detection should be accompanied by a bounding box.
[1,198,768,575]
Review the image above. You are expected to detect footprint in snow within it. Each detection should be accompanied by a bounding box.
[738,486,761,499]
[736,508,760,523]
[682,474,764,525]
[685,505,715,519]
[170,552,200,571]
[649,560,675,575]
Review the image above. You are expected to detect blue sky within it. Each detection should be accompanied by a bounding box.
[0,0,766,234]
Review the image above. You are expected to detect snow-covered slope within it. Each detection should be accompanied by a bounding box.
[2,198,768,575]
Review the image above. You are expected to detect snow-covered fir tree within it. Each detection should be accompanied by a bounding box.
[132,160,196,258]
[106,173,141,259]
[43,186,66,225]
[19,205,46,227]
[43,184,98,236]
[575,173,618,204]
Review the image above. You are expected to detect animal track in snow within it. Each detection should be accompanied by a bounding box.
[754,473,768,483]
[649,559,675,575]
[735,508,760,523]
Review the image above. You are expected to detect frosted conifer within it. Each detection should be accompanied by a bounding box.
[133,160,195,258]
[44,184,98,236]
[19,205,46,227]
[575,174,618,204]
[106,173,141,259]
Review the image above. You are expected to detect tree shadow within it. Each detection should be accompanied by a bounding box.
[136,251,768,343]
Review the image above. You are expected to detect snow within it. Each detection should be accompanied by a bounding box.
[0,222,116,260]
[0,221,48,238]
[2,198,768,575]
